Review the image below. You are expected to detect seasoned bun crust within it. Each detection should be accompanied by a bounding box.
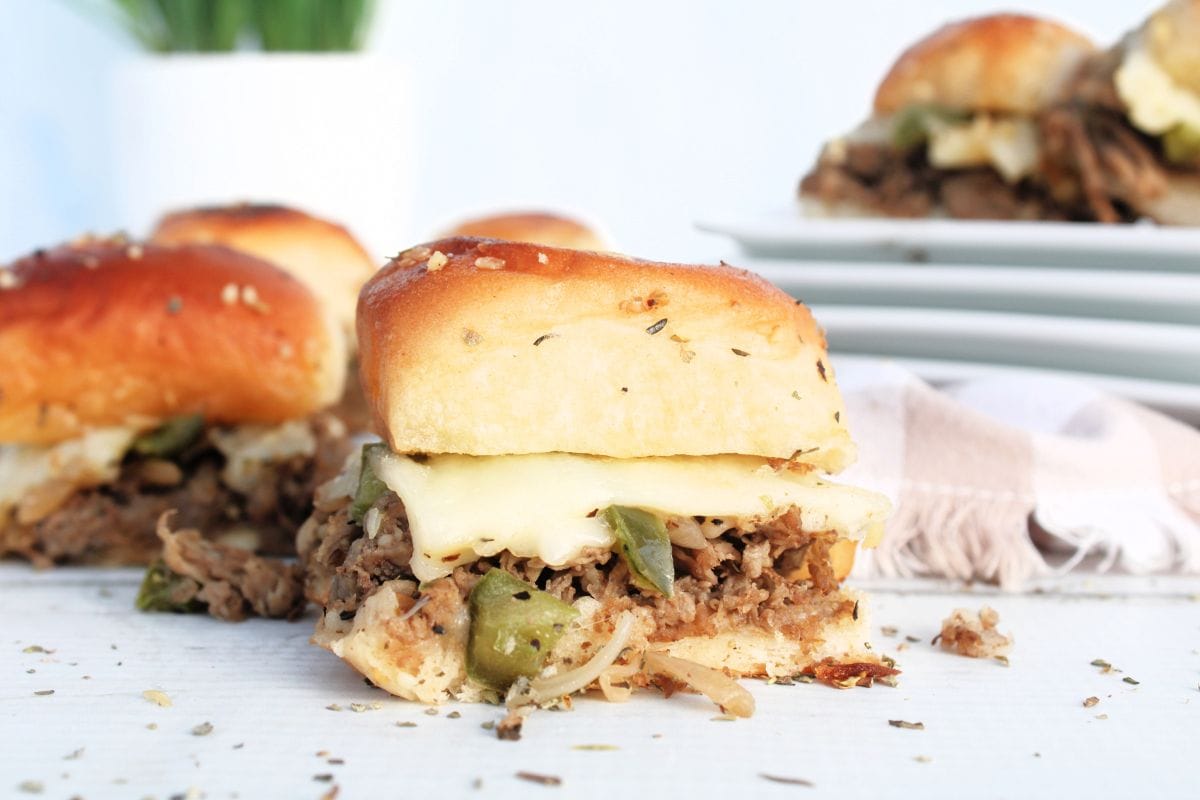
[443,211,608,251]
[1144,0,1200,95]
[358,238,854,471]
[0,239,345,445]
[874,14,1095,115]
[151,204,376,340]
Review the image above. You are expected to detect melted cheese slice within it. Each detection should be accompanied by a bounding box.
[927,115,1040,183]
[0,420,319,524]
[371,451,891,583]
[210,420,317,494]
[0,428,139,519]
[1116,43,1200,136]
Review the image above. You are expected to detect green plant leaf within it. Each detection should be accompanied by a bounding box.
[206,0,248,51]
[70,0,373,52]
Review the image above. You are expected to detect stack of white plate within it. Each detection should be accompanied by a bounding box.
[698,210,1200,423]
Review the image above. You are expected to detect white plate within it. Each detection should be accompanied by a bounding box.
[698,209,1200,269]
[810,306,1200,385]
[831,353,1200,425]
[743,261,1200,325]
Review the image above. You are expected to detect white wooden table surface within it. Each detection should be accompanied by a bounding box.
[2,564,1197,800]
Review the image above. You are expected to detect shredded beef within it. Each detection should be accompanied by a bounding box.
[799,141,1068,221]
[1057,46,1125,111]
[299,492,845,642]
[1,413,351,567]
[939,172,1051,219]
[800,143,937,217]
[156,514,306,622]
[1038,49,1171,222]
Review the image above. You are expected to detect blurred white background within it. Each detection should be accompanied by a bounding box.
[0,0,1158,264]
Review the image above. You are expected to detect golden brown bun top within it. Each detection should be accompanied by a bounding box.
[442,211,608,251]
[357,237,855,470]
[150,203,376,341]
[874,14,1095,115]
[0,238,345,445]
[1143,0,1200,95]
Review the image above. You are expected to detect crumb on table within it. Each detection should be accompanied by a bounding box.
[936,606,1013,659]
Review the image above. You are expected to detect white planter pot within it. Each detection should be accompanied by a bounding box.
[108,54,412,259]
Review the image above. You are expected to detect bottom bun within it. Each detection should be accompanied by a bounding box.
[799,191,957,221]
[1141,173,1200,226]
[798,196,880,220]
[313,577,881,705]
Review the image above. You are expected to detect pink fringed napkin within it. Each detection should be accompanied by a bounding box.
[837,362,1200,588]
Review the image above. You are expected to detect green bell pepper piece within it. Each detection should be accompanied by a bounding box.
[603,505,674,598]
[891,104,972,150]
[466,569,579,691]
[1163,123,1200,166]
[131,414,204,458]
[135,560,205,614]
[349,442,389,524]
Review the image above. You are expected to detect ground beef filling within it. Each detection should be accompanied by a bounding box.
[799,141,1068,221]
[300,493,848,643]
[1,414,351,567]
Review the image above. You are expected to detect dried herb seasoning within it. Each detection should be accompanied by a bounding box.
[760,774,814,786]
[888,719,924,730]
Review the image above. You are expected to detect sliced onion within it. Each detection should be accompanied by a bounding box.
[528,611,636,703]
[396,593,431,622]
[597,661,641,703]
[214,526,260,552]
[16,480,80,524]
[698,517,733,539]
[314,450,362,508]
[363,506,383,540]
[212,421,316,494]
[667,517,707,549]
[643,651,756,718]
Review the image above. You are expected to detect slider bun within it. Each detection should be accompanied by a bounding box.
[358,237,854,471]
[314,581,873,704]
[1143,0,1200,95]
[797,195,925,220]
[151,204,375,341]
[0,239,346,445]
[1141,172,1200,225]
[874,14,1094,116]
[442,211,608,250]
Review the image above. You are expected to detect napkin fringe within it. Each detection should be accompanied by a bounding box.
[1035,493,1200,576]
[840,366,1200,588]
[863,495,1045,589]
[862,490,1200,587]
[1176,487,1200,522]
